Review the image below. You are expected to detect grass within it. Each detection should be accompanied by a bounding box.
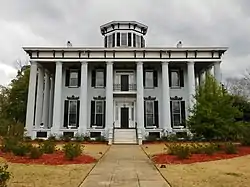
[142,143,250,187]
[0,144,109,187]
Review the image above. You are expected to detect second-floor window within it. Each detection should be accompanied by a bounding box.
[145,71,154,88]
[171,70,180,87]
[69,70,78,87]
[96,70,105,87]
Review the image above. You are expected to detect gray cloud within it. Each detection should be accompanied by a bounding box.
[0,0,249,84]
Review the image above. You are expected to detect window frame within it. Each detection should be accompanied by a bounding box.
[107,34,112,47]
[95,69,105,88]
[145,70,154,89]
[121,33,128,46]
[94,100,105,127]
[145,100,155,127]
[68,100,78,127]
[69,69,79,88]
[171,100,182,127]
[170,69,181,88]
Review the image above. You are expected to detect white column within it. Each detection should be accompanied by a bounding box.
[214,61,222,83]
[136,62,144,130]
[188,61,196,111]
[79,61,88,134]
[42,70,50,128]
[51,62,63,135]
[25,61,38,137]
[48,75,54,128]
[106,62,113,131]
[35,66,44,128]
[162,62,171,132]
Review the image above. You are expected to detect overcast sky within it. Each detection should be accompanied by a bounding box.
[0,0,249,85]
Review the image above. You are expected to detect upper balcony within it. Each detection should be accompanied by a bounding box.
[113,71,136,94]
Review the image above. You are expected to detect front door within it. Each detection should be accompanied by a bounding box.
[121,107,129,128]
[121,75,129,91]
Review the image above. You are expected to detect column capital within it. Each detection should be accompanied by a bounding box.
[188,61,195,65]
[162,61,169,65]
[30,61,37,65]
[80,61,88,64]
[56,61,62,65]
[106,61,113,65]
[136,61,143,65]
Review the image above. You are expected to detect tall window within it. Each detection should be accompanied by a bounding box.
[171,101,181,127]
[69,70,78,87]
[95,100,105,126]
[145,100,154,127]
[136,35,141,47]
[108,35,112,47]
[121,33,127,46]
[68,100,77,127]
[145,71,154,88]
[96,70,104,87]
[171,70,180,87]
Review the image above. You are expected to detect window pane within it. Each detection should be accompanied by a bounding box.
[96,101,103,114]
[173,114,181,126]
[69,101,77,126]
[172,101,180,113]
[171,71,180,87]
[146,114,154,126]
[96,114,103,126]
[121,33,127,46]
[108,35,112,47]
[69,71,78,86]
[146,101,154,114]
[96,71,104,87]
[131,107,134,120]
[145,71,154,88]
[136,35,141,47]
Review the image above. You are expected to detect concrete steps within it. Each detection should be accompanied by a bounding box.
[113,129,137,144]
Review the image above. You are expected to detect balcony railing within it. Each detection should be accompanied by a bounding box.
[113,84,137,91]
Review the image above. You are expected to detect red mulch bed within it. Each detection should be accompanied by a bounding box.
[152,146,250,165]
[0,151,97,165]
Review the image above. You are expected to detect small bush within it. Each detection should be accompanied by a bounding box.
[63,142,83,160]
[190,143,204,154]
[23,136,32,142]
[241,137,250,146]
[40,140,56,154]
[1,137,19,153]
[12,143,32,156]
[29,147,43,159]
[203,144,217,155]
[0,164,11,187]
[175,146,191,159]
[74,134,91,142]
[224,142,238,154]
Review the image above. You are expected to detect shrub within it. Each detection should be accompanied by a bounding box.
[29,147,43,159]
[23,136,32,142]
[0,164,11,187]
[63,142,83,160]
[95,136,106,142]
[175,146,191,159]
[202,144,217,155]
[12,143,32,156]
[224,142,238,154]
[48,135,56,141]
[40,140,56,154]
[1,137,19,153]
[74,134,91,142]
[190,143,204,154]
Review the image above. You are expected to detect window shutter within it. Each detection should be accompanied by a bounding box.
[91,70,96,87]
[63,100,69,128]
[77,100,80,127]
[144,101,146,127]
[180,69,184,87]
[117,32,120,46]
[143,70,145,87]
[169,69,172,87]
[153,70,158,87]
[112,33,115,47]
[104,68,107,87]
[104,36,107,47]
[128,33,131,47]
[181,101,186,127]
[65,69,70,87]
[103,101,106,128]
[133,33,136,47]
[78,69,81,87]
[170,101,173,127]
[141,36,145,47]
[154,101,159,127]
[91,101,95,126]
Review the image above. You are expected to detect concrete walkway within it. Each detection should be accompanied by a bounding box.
[80,145,170,187]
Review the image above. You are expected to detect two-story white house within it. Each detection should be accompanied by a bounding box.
[24,21,227,144]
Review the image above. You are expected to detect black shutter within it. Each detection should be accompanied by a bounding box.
[91,70,96,87]
[63,100,69,128]
[77,100,80,127]
[112,33,115,47]
[128,33,131,47]
[181,101,186,127]
[104,36,107,47]
[103,101,106,128]
[117,32,120,46]
[170,101,173,127]
[78,69,81,87]
[141,36,145,47]
[104,68,106,87]
[153,70,158,87]
[133,33,136,47]
[65,69,70,87]
[169,69,172,87]
[91,101,95,126]
[143,70,145,87]
[154,101,159,127]
[180,69,184,87]
[144,101,146,127]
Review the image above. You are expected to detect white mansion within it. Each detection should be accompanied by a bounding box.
[24,21,227,144]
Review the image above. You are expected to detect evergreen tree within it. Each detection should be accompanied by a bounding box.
[187,73,242,140]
